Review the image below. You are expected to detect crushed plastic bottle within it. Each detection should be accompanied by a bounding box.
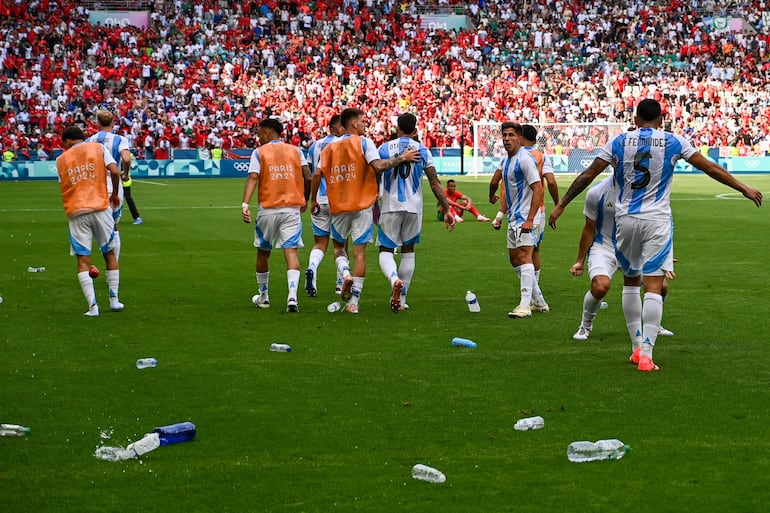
[411,464,446,483]
[451,337,477,348]
[327,301,341,313]
[465,291,480,312]
[514,416,544,431]
[27,266,46,273]
[567,439,631,462]
[125,432,161,457]
[270,343,292,352]
[95,432,161,461]
[136,358,158,369]
[1,423,31,436]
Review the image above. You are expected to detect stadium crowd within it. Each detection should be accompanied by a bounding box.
[2,0,770,161]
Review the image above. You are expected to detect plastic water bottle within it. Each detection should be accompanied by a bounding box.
[153,422,197,445]
[411,464,446,483]
[27,266,46,273]
[270,343,292,352]
[136,358,158,369]
[1,423,31,436]
[451,337,477,348]
[327,301,342,313]
[514,416,544,431]
[600,301,609,309]
[465,291,480,312]
[567,439,631,462]
[125,432,161,457]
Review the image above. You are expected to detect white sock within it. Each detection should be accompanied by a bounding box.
[256,271,269,294]
[106,269,120,306]
[287,269,300,302]
[78,271,96,307]
[112,231,121,260]
[516,263,535,307]
[335,256,351,279]
[582,290,602,329]
[622,285,643,350]
[532,269,545,304]
[308,248,324,271]
[399,252,415,305]
[641,292,663,357]
[349,277,364,306]
[378,251,398,286]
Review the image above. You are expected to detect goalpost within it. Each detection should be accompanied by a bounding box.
[471,122,627,176]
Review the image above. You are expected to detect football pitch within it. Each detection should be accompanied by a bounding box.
[1,175,769,512]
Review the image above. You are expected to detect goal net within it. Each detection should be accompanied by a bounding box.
[471,122,627,176]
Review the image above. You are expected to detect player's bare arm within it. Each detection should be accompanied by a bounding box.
[688,153,763,207]
[300,164,311,213]
[241,173,258,224]
[371,147,420,173]
[425,165,455,231]
[570,217,597,276]
[489,168,502,203]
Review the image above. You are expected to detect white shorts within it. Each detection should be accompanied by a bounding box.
[253,211,304,251]
[507,222,537,249]
[615,216,673,277]
[331,209,374,245]
[587,243,619,280]
[68,209,116,256]
[377,211,422,249]
[533,210,546,247]
[311,202,331,237]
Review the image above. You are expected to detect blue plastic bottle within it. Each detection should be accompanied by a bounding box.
[153,422,197,446]
[451,337,477,348]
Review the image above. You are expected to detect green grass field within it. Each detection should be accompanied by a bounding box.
[1,175,769,512]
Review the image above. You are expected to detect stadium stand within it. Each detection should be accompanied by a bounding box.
[1,0,770,160]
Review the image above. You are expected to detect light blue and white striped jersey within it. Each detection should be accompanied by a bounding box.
[377,137,433,214]
[502,148,541,224]
[307,134,338,205]
[597,128,697,220]
[87,130,129,197]
[583,176,615,251]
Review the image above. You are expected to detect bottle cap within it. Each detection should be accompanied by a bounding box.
[624,445,632,453]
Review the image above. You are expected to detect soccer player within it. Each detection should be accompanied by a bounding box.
[86,110,132,259]
[549,98,763,371]
[521,124,559,312]
[444,179,490,222]
[241,118,311,313]
[304,114,344,297]
[56,126,123,316]
[310,107,419,314]
[495,121,544,318]
[570,176,676,341]
[377,113,454,312]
